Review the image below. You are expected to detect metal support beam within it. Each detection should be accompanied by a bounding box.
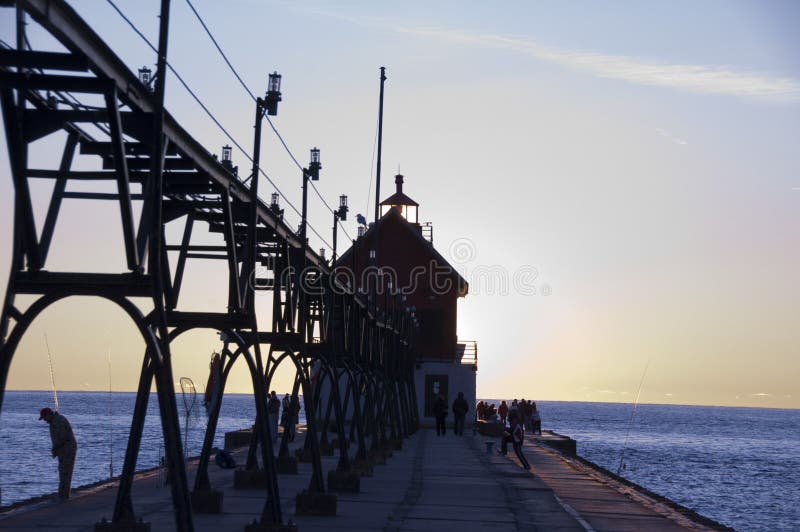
[39,132,78,262]
[1,88,40,270]
[0,49,89,70]
[104,85,139,271]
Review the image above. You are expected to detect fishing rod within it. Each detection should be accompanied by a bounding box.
[43,333,59,412]
[616,358,650,476]
[108,345,113,479]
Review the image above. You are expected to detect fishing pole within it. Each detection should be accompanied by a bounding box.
[108,345,113,479]
[43,333,59,412]
[617,358,650,476]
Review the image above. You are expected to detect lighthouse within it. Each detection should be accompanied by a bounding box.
[337,174,477,425]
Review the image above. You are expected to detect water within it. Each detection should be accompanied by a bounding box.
[484,399,800,532]
[2,393,798,531]
[0,390,304,507]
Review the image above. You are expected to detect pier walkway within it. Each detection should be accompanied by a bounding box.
[0,429,708,531]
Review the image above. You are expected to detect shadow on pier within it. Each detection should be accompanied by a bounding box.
[0,427,723,532]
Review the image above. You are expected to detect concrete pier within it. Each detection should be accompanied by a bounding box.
[0,429,723,531]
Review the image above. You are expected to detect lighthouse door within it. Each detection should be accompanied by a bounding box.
[424,374,449,417]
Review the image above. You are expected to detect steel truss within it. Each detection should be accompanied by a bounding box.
[0,1,420,530]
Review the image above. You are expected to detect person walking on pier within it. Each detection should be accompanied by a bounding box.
[289,394,301,441]
[433,394,447,435]
[521,399,533,432]
[499,411,530,470]
[267,391,280,444]
[39,407,78,501]
[452,392,469,436]
[531,401,542,435]
[498,400,508,425]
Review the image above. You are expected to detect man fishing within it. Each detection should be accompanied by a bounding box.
[39,407,78,501]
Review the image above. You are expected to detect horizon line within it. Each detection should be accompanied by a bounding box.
[5,388,797,411]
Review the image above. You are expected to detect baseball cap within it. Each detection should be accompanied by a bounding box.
[39,407,53,420]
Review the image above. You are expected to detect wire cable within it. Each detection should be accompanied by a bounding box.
[183,0,255,99]
[183,0,353,243]
[105,0,335,249]
[365,112,379,217]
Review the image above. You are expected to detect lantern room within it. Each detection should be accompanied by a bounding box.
[380,174,419,223]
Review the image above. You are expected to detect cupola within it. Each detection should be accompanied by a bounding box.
[380,174,419,223]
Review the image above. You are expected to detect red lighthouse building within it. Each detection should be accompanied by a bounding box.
[338,174,477,423]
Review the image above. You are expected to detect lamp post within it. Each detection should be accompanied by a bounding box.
[298,147,320,330]
[246,71,281,226]
[300,147,321,245]
[244,72,281,312]
[332,194,348,263]
[297,148,328,496]
[249,71,281,189]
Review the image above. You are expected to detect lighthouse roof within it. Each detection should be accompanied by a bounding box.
[380,173,419,207]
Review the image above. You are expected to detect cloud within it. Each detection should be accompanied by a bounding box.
[292,5,800,102]
[656,128,688,146]
[301,3,800,104]
[390,26,800,103]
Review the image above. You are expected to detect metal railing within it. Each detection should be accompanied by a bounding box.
[457,341,478,367]
[421,222,433,244]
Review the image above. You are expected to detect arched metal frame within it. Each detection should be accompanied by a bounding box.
[263,345,325,492]
[0,1,421,531]
[0,292,192,529]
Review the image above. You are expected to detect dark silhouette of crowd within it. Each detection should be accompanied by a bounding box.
[475,400,497,421]
[474,398,542,471]
[476,398,540,435]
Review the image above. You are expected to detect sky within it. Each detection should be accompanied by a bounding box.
[1,1,798,408]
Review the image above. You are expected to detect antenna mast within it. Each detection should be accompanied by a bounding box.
[374,67,387,223]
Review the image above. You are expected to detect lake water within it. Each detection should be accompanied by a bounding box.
[1,392,798,531]
[504,400,800,532]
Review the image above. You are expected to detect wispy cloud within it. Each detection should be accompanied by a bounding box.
[395,26,800,102]
[656,128,688,146]
[296,3,800,103]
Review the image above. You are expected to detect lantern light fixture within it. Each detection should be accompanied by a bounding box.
[264,71,282,115]
[306,147,321,181]
[138,66,152,89]
[336,194,349,221]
